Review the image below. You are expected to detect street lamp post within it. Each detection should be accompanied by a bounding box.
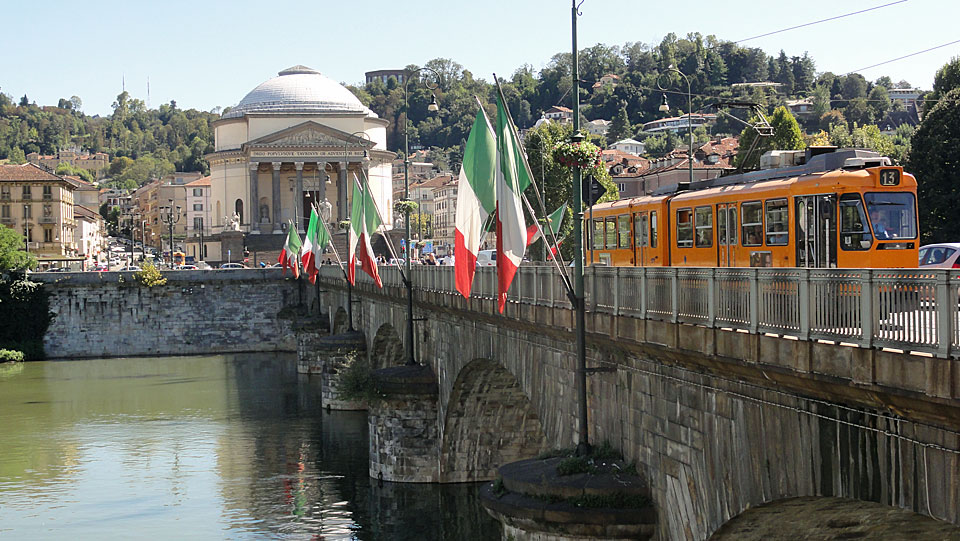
[160,199,181,268]
[658,65,694,185]
[401,67,441,365]
[23,205,28,254]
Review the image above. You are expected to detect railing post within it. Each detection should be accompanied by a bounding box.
[591,266,598,311]
[639,267,647,320]
[798,268,810,341]
[936,269,951,357]
[670,267,679,323]
[859,269,874,349]
[749,268,759,334]
[613,267,621,316]
[707,268,716,328]
[549,267,556,308]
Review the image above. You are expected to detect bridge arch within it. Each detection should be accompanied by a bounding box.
[369,323,404,369]
[332,307,349,335]
[710,496,960,540]
[439,358,548,483]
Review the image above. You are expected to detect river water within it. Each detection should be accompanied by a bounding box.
[0,354,500,540]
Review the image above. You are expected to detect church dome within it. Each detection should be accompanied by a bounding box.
[223,65,374,119]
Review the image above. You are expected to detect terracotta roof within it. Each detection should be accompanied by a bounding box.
[186,176,211,186]
[74,204,102,220]
[0,163,66,182]
[411,174,454,189]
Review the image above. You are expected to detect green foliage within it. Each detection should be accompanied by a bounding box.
[553,139,602,169]
[134,262,166,287]
[557,456,595,476]
[54,162,95,182]
[606,103,632,144]
[491,477,506,497]
[7,146,26,164]
[394,199,419,216]
[336,353,384,403]
[0,278,52,361]
[568,492,651,509]
[0,227,36,271]
[909,86,960,243]
[0,349,24,363]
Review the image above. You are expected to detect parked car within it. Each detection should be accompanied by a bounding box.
[94,264,109,272]
[476,249,497,267]
[918,243,960,268]
[174,265,199,270]
[118,266,141,272]
[220,263,246,269]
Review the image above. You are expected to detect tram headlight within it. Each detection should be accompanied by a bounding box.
[879,169,900,186]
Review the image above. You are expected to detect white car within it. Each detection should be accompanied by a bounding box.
[918,243,960,268]
[219,263,246,269]
[476,249,497,267]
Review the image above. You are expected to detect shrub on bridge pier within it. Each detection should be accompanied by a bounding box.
[0,277,53,361]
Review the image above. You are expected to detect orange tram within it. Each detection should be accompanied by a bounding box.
[587,148,918,269]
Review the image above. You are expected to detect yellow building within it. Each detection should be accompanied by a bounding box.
[0,163,81,269]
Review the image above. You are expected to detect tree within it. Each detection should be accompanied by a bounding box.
[7,147,26,165]
[909,86,960,243]
[844,98,874,128]
[606,103,632,145]
[867,86,891,120]
[0,227,35,271]
[734,106,804,169]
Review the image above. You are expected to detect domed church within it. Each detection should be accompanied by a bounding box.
[205,65,395,258]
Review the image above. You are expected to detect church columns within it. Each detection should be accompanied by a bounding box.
[338,161,348,225]
[295,162,304,232]
[271,162,282,233]
[249,163,260,233]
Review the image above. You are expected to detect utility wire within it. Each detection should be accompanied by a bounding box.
[733,0,909,44]
[845,38,960,75]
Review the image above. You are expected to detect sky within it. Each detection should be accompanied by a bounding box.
[1,0,957,117]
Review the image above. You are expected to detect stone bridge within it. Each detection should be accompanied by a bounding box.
[314,265,960,540]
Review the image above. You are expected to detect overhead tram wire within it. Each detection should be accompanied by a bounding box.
[844,38,960,75]
[730,0,909,45]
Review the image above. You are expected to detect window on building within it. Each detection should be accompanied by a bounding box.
[1,205,8,218]
[42,185,52,199]
[25,227,32,243]
[43,228,53,243]
[765,199,788,245]
[741,201,763,246]
[676,208,693,247]
[193,204,203,211]
[1,185,9,198]
[22,185,32,198]
[193,188,203,196]
[194,217,203,230]
[695,206,713,247]
[23,204,32,219]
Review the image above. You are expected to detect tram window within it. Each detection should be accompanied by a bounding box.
[741,201,763,246]
[618,215,631,249]
[593,219,604,250]
[864,192,917,240]
[605,218,617,248]
[718,208,727,245]
[695,206,713,248]
[676,208,693,248]
[650,211,658,248]
[839,193,872,251]
[635,214,648,247]
[765,199,788,245]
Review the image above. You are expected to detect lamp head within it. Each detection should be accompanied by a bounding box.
[427,95,439,112]
[659,94,670,113]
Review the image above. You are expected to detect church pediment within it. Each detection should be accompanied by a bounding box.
[245,121,375,150]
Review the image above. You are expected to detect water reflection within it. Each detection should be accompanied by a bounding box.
[0,355,498,540]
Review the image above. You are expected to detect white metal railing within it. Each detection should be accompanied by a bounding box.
[317,265,960,358]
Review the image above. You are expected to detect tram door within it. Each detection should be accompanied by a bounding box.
[634,212,649,265]
[717,203,738,266]
[795,195,837,268]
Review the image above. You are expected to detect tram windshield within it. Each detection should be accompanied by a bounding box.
[864,192,917,240]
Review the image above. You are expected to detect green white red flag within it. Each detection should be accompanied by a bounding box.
[526,203,567,246]
[454,106,497,298]
[278,221,302,278]
[300,206,330,284]
[347,175,383,288]
[495,85,533,313]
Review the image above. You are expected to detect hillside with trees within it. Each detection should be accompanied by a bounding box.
[0,32,929,187]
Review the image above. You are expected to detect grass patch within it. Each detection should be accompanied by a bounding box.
[556,456,596,476]
[537,447,574,460]
[335,353,383,403]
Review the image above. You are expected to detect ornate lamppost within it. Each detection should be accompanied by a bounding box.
[160,199,181,268]
[658,65,694,185]
[400,67,440,365]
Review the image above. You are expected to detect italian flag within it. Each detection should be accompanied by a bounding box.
[495,88,533,313]
[278,221,302,278]
[348,175,383,288]
[454,107,497,298]
[300,206,330,284]
[526,204,567,246]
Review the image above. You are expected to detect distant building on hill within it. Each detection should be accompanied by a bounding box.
[26,150,109,178]
[365,69,406,85]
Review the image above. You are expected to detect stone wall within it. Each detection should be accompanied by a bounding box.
[34,270,302,359]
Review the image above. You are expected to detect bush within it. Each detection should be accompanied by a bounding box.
[135,262,167,287]
[0,278,52,360]
[335,354,383,403]
[0,349,24,363]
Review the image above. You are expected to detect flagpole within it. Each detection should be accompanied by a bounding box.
[571,0,590,456]
[356,166,409,283]
[492,80,572,292]
[520,193,573,292]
